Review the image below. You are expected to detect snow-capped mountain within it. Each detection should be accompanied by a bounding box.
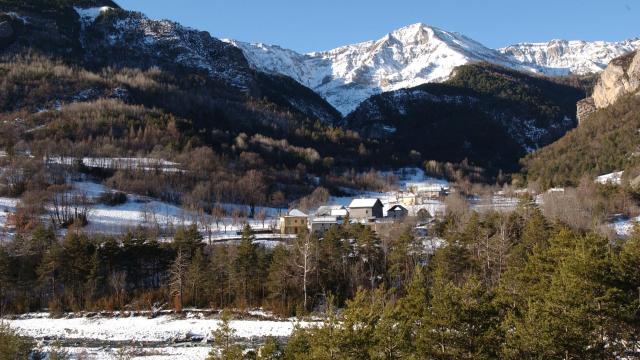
[227,23,532,115]
[227,24,639,115]
[499,39,640,76]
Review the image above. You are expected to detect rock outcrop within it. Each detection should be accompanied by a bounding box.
[576,97,596,124]
[592,50,640,108]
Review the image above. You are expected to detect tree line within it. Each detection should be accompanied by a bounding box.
[1,201,639,358]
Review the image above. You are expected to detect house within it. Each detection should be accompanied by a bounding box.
[316,205,348,218]
[279,209,308,235]
[387,204,408,220]
[408,183,449,199]
[348,198,383,220]
[398,192,418,206]
[310,216,342,236]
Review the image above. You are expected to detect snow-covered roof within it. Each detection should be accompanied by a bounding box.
[388,204,408,211]
[316,205,345,216]
[288,209,307,217]
[312,216,341,224]
[348,198,381,208]
[332,208,349,216]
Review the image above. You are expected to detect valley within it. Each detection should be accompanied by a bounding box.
[0,0,639,359]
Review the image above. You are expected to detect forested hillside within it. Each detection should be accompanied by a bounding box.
[346,63,589,178]
[523,50,640,188]
[523,94,640,187]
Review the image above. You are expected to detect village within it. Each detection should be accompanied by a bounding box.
[277,182,447,238]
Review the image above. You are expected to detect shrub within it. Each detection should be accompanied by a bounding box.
[98,191,128,206]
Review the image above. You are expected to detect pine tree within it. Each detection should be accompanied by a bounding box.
[370,299,405,360]
[186,248,207,307]
[282,325,311,360]
[266,244,293,314]
[207,309,243,360]
[47,340,70,360]
[354,225,383,290]
[37,241,64,313]
[173,224,204,258]
[305,298,343,360]
[0,248,10,315]
[394,266,428,356]
[235,224,257,308]
[258,336,282,360]
[387,230,420,288]
[0,324,35,359]
[338,288,379,360]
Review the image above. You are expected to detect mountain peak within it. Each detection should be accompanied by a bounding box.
[227,22,639,114]
[388,22,435,44]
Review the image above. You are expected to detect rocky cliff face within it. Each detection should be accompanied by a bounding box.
[576,97,596,124]
[592,50,640,108]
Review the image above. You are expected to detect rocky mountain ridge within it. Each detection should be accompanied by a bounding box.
[499,38,640,76]
[575,50,640,123]
[227,24,638,115]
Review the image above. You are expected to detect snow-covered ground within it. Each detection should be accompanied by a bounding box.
[0,180,285,240]
[0,197,18,238]
[57,346,211,360]
[6,312,309,342]
[611,216,640,237]
[73,181,283,236]
[596,171,624,185]
[48,157,183,173]
[5,311,315,360]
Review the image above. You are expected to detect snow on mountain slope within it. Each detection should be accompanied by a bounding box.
[499,38,640,76]
[227,23,531,115]
[228,23,639,115]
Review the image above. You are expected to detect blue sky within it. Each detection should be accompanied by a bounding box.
[116,0,638,53]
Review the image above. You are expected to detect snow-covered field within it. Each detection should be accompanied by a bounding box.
[48,157,182,173]
[6,312,308,342]
[67,181,282,237]
[58,346,211,360]
[5,312,315,360]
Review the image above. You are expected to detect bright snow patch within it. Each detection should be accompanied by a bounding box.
[611,216,640,237]
[5,313,311,342]
[74,6,112,27]
[596,171,624,185]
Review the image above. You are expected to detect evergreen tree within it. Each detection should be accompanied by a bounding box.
[266,244,294,315]
[0,324,35,360]
[394,266,428,357]
[47,340,70,360]
[172,224,204,258]
[186,248,207,307]
[207,309,243,360]
[258,336,282,360]
[0,247,10,315]
[235,224,257,308]
[387,230,420,288]
[353,225,383,290]
[283,325,311,360]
